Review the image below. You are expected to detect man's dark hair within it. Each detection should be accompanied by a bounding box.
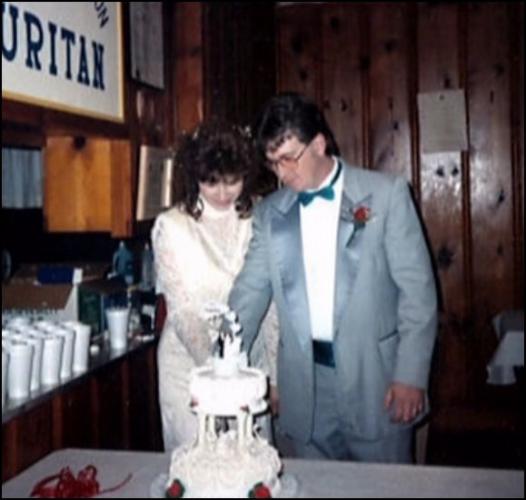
[254,92,340,158]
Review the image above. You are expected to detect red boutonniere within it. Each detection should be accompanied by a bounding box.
[353,205,371,229]
[249,482,272,498]
[166,479,185,498]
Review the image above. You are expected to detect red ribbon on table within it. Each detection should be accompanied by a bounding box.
[30,464,132,498]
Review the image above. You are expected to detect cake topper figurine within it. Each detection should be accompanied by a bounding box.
[201,302,242,359]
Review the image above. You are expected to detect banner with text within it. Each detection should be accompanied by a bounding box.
[2,2,124,122]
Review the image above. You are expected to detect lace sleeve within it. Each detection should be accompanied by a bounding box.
[152,213,211,365]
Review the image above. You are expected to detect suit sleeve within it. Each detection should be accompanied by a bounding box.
[228,203,274,355]
[384,177,438,388]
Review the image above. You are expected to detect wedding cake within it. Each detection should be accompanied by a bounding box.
[164,304,282,498]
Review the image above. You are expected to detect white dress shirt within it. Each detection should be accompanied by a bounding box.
[300,157,343,342]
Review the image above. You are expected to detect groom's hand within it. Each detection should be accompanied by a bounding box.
[384,382,424,423]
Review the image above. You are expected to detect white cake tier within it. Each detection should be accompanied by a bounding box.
[190,359,268,416]
[167,430,281,498]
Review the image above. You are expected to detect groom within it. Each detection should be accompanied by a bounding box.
[229,92,437,463]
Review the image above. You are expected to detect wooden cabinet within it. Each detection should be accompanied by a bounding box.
[44,137,133,236]
[1,339,162,483]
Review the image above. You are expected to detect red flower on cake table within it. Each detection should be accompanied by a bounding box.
[248,482,272,498]
[166,478,186,498]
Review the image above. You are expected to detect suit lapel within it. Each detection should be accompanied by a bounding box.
[333,191,355,336]
[271,190,312,349]
[333,164,373,339]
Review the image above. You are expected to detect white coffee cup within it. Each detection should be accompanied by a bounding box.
[40,334,64,386]
[106,307,130,351]
[6,340,34,400]
[63,321,91,374]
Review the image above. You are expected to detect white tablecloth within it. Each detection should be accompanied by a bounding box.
[2,448,524,498]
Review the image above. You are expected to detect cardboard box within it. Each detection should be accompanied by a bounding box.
[2,282,78,321]
[10,262,108,284]
[2,262,108,323]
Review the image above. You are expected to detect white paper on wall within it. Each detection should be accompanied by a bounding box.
[417,89,468,153]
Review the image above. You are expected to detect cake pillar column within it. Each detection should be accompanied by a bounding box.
[237,411,246,447]
[245,412,253,442]
[206,414,217,441]
[197,412,206,446]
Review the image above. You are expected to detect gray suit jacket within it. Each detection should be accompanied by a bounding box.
[229,160,437,442]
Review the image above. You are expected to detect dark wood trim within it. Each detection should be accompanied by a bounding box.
[51,394,64,449]
[360,4,371,169]
[509,1,524,309]
[121,360,131,449]
[407,1,420,199]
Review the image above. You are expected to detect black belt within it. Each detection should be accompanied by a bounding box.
[312,340,335,367]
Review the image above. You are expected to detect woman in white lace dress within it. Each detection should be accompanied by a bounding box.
[152,122,278,451]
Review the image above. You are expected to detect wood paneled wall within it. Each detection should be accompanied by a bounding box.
[276,2,524,427]
[203,2,276,126]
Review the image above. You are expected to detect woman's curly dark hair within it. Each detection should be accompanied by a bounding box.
[173,120,257,220]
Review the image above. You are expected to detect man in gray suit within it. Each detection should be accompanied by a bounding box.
[229,92,437,463]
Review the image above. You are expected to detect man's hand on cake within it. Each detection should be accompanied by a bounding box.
[384,382,424,424]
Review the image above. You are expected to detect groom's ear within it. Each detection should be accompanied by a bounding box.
[312,133,328,157]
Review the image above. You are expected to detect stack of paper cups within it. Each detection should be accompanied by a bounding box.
[2,328,15,341]
[6,330,44,393]
[34,320,57,331]
[6,340,34,399]
[6,316,31,330]
[25,329,45,392]
[63,321,91,374]
[40,334,64,386]
[54,327,75,380]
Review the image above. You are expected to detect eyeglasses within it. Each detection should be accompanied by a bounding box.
[266,140,312,172]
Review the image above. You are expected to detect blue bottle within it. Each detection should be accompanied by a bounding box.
[113,241,134,285]
[140,242,155,291]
